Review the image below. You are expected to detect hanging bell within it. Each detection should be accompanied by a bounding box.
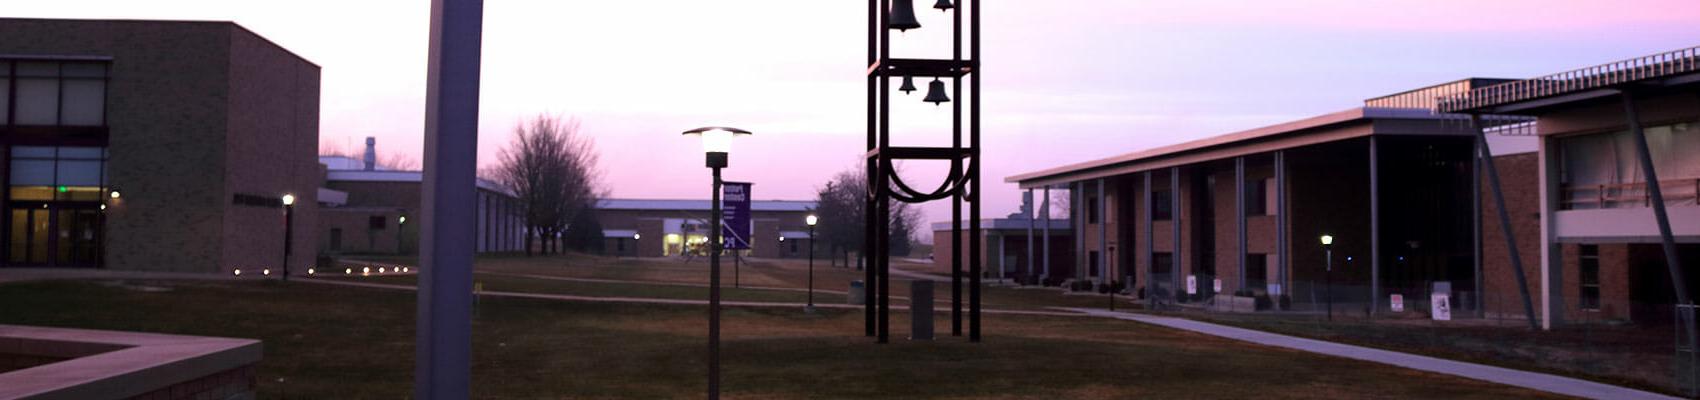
[934,0,954,11]
[888,0,921,32]
[898,76,917,94]
[923,78,950,105]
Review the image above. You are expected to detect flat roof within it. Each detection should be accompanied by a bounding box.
[325,170,511,195]
[1005,107,1474,188]
[597,199,816,212]
[1440,45,1700,115]
[0,17,320,68]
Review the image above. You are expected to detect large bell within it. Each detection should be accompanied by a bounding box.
[934,0,954,11]
[888,0,921,31]
[923,78,950,105]
[899,76,917,94]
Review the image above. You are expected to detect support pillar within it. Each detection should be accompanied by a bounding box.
[1276,151,1288,297]
[1623,92,1694,341]
[1370,136,1381,315]
[1042,185,1051,282]
[1171,167,1182,301]
[1144,171,1154,306]
[1473,137,1484,317]
[416,0,482,397]
[1098,178,1108,283]
[1472,114,1539,330]
[1236,157,1247,291]
[1026,189,1035,283]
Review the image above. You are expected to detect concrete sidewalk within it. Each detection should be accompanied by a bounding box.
[1061,307,1680,400]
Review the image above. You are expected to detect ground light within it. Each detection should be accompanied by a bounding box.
[682,125,751,400]
[307,268,315,275]
[344,268,352,275]
[263,269,271,276]
[233,269,242,276]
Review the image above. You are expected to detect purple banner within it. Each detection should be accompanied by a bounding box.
[721,181,752,249]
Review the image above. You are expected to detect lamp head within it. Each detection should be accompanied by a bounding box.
[281,194,296,206]
[399,215,407,224]
[682,127,751,168]
[1320,234,1334,247]
[633,233,641,240]
[806,214,818,226]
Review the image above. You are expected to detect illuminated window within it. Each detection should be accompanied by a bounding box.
[9,146,107,201]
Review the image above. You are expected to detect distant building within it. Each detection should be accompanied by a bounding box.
[316,138,524,255]
[595,199,816,259]
[930,215,1073,285]
[0,18,320,273]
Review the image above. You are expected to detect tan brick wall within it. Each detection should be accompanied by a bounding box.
[1480,152,1543,319]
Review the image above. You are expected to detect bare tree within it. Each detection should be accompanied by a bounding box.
[488,115,604,256]
[813,165,923,269]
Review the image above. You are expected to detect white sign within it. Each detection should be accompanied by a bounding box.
[1267,283,1283,296]
[1212,278,1222,293]
[1431,294,1452,321]
[1390,294,1405,312]
[1186,275,1198,295]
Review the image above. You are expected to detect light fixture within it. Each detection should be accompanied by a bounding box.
[1319,234,1334,246]
[682,127,752,169]
[889,0,921,31]
[923,78,950,105]
[308,268,316,275]
[933,0,954,11]
[281,194,296,206]
[362,266,371,274]
[109,189,121,199]
[633,233,642,240]
[233,269,242,276]
[345,268,352,275]
[399,215,407,224]
[779,236,786,242]
[99,204,106,210]
[806,214,818,226]
[899,76,916,94]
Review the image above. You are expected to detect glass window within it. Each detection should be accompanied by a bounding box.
[14,78,58,125]
[60,79,104,126]
[11,146,54,158]
[1153,191,1173,221]
[9,160,54,186]
[1246,179,1269,216]
[1579,244,1601,310]
[60,63,105,78]
[15,62,57,77]
[56,160,103,186]
[1,77,10,124]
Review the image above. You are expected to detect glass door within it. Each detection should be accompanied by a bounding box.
[7,203,100,267]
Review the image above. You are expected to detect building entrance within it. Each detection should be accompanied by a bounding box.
[7,203,101,267]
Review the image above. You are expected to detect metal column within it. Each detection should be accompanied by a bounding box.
[1472,137,1484,317]
[1075,181,1085,280]
[416,0,482,397]
[1236,157,1247,291]
[1042,185,1051,281]
[1171,167,1182,301]
[1370,136,1381,315]
[1471,114,1538,330]
[1623,92,1694,341]
[1144,171,1154,306]
[1276,151,1288,297]
[1098,178,1108,282]
[1026,189,1035,283]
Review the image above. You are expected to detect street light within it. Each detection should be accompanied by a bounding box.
[1321,234,1334,321]
[682,126,750,400]
[397,214,408,254]
[632,233,642,258]
[281,193,296,282]
[806,214,819,313]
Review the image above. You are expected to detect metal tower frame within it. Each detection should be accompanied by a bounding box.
[864,0,983,343]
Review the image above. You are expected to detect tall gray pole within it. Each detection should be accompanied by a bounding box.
[1026,189,1035,283]
[1097,179,1108,282]
[1276,151,1288,298]
[1470,114,1539,330]
[416,0,481,397]
[1171,167,1182,302]
[1144,171,1154,307]
[1472,137,1484,317]
[1235,157,1246,291]
[709,168,723,399]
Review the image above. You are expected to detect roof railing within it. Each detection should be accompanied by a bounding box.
[1439,46,1700,113]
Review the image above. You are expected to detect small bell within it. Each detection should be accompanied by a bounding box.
[888,0,921,31]
[923,78,950,105]
[899,76,917,94]
[934,0,954,11]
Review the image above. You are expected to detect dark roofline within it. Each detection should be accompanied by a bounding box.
[0,17,320,68]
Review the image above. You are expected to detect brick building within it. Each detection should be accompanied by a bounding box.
[1007,79,1540,315]
[595,199,816,259]
[0,18,320,273]
[316,138,524,255]
[1441,46,1700,327]
[931,216,1073,285]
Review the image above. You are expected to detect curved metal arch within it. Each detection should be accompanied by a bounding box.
[883,157,965,203]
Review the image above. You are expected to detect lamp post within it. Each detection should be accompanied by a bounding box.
[397,215,408,254]
[1321,234,1333,321]
[806,214,818,313]
[682,126,749,400]
[632,233,642,258]
[281,193,296,282]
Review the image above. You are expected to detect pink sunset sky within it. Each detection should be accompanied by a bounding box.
[8,0,1699,233]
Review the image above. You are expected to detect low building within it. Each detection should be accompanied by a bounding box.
[316,138,524,255]
[930,215,1073,285]
[1007,79,1539,315]
[595,199,817,259]
[0,18,320,274]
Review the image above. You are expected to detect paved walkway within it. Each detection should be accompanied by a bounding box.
[1060,307,1680,400]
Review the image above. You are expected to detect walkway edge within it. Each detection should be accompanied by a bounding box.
[1058,308,1679,400]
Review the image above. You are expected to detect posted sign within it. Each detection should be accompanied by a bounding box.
[722,182,752,249]
[1390,294,1405,313]
[1431,294,1452,321]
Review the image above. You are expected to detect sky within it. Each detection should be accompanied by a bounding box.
[6,0,1699,237]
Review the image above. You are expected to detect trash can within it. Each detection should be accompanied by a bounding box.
[848,280,866,305]
[911,280,934,341]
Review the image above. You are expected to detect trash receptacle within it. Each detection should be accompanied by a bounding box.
[848,280,865,305]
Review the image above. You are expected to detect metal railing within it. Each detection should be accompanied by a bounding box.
[1561,177,1700,210]
[1439,46,1700,113]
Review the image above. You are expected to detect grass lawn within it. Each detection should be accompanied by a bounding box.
[317,272,849,305]
[1151,309,1681,396]
[0,279,1559,399]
